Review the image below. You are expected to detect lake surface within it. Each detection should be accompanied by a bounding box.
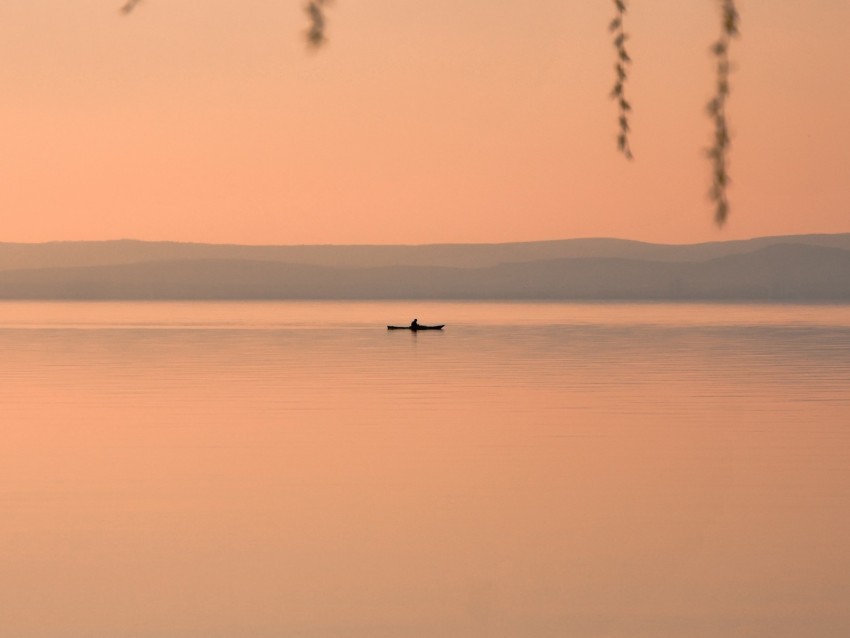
[2,301,850,638]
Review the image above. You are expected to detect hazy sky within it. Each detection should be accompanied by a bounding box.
[1,1,848,245]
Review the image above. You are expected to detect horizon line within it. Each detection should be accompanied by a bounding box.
[3,231,850,250]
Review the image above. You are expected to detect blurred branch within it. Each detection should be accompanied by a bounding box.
[119,0,143,15]
[609,0,633,160]
[305,0,332,49]
[119,0,334,49]
[707,0,739,226]
[117,1,744,227]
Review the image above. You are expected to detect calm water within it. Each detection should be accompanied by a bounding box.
[2,301,850,638]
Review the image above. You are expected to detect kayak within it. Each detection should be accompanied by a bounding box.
[387,324,445,331]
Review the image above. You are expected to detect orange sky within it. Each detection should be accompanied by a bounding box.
[1,0,848,245]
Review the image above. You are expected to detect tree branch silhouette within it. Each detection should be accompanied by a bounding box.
[305,0,332,49]
[119,0,143,15]
[119,1,741,224]
[707,0,739,226]
[609,0,634,160]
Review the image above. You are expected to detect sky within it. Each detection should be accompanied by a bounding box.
[1,0,848,246]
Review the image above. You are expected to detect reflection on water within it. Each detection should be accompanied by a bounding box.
[2,302,850,637]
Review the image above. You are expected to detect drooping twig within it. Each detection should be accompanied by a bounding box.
[120,0,334,52]
[119,0,143,15]
[706,0,739,225]
[609,0,633,160]
[305,0,332,49]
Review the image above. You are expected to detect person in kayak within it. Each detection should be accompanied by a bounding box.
[410,318,419,329]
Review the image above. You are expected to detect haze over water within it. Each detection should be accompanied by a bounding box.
[2,301,850,637]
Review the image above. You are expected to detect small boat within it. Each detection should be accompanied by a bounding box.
[387,324,445,331]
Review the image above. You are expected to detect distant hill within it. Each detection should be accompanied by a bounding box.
[2,233,850,271]
[1,235,850,300]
